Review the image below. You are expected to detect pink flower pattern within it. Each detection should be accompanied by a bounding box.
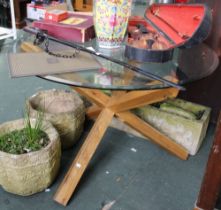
[94,0,132,47]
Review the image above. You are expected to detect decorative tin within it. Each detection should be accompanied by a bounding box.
[93,0,132,48]
[125,4,212,63]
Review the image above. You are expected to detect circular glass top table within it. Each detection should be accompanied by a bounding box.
[37,40,218,91]
[20,35,219,206]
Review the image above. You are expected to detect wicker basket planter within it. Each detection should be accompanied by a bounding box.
[28,89,85,149]
[0,118,61,196]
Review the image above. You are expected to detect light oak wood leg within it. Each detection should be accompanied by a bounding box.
[116,111,188,160]
[74,87,109,107]
[86,105,101,119]
[53,108,114,206]
[108,88,179,112]
[54,87,187,205]
[111,90,127,97]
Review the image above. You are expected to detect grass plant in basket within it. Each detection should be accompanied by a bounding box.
[0,104,61,196]
[0,105,49,154]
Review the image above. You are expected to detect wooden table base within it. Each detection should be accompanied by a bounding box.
[54,87,188,206]
[20,42,188,206]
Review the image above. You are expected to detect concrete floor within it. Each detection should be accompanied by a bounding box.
[0,32,216,210]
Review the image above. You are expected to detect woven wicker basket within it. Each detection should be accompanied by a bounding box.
[0,118,61,196]
[28,89,85,149]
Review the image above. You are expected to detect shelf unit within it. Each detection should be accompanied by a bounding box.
[74,0,93,12]
[0,0,17,40]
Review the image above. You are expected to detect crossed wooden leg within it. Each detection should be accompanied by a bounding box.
[54,87,188,206]
[20,42,188,206]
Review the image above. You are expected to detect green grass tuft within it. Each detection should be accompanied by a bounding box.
[0,104,49,155]
[0,129,49,154]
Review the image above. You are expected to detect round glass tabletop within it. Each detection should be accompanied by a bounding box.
[4,30,219,91]
[40,38,219,91]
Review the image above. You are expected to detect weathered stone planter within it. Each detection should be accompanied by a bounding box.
[135,99,211,155]
[0,118,61,196]
[28,89,85,149]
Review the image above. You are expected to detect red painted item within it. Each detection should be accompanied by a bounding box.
[33,12,95,43]
[125,4,212,63]
[175,0,189,3]
[45,10,68,22]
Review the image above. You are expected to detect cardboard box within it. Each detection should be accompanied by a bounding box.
[27,2,67,20]
[45,10,68,22]
[33,12,95,43]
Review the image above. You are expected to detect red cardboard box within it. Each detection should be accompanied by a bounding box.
[45,10,68,22]
[33,12,95,43]
[27,2,67,20]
